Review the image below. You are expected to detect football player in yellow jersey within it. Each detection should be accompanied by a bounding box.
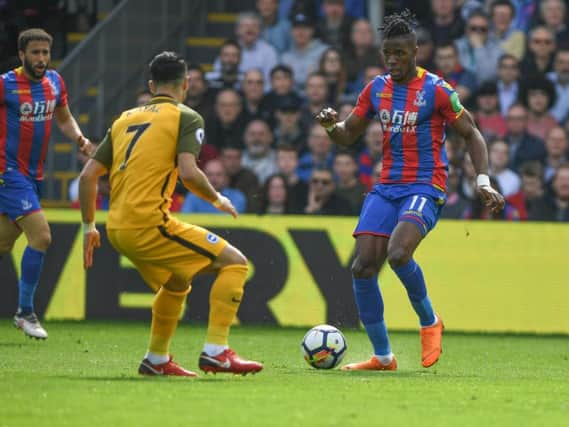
[78,51,263,377]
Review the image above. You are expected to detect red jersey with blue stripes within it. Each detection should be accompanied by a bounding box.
[0,66,68,180]
[353,67,464,192]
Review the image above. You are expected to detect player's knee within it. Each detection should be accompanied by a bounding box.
[351,257,377,279]
[29,230,51,252]
[387,246,410,269]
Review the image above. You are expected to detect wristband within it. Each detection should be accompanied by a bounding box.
[324,123,337,132]
[83,222,96,234]
[476,174,491,188]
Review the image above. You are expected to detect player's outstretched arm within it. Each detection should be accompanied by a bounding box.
[178,152,237,218]
[315,108,369,147]
[54,105,95,156]
[451,109,505,212]
[78,158,107,269]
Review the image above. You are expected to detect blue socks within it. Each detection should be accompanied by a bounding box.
[352,276,391,357]
[18,246,45,315]
[392,259,436,327]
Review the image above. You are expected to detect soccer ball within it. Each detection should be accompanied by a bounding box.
[301,324,347,369]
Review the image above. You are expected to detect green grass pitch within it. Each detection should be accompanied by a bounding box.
[1,321,568,427]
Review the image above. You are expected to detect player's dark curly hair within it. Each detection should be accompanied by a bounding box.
[379,9,418,39]
[149,51,187,84]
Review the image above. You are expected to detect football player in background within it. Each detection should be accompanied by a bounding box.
[316,11,504,371]
[0,29,94,339]
[79,51,262,377]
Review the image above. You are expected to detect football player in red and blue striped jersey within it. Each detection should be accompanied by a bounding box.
[0,29,93,339]
[316,10,504,371]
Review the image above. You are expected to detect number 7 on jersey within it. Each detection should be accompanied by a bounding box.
[119,123,151,170]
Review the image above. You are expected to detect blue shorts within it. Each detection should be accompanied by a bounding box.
[354,183,446,238]
[0,170,43,222]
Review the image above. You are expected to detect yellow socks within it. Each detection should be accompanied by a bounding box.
[206,264,248,345]
[148,285,191,357]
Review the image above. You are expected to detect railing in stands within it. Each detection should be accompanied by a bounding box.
[44,0,208,203]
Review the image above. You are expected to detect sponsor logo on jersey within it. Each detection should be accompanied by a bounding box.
[381,109,418,133]
[195,128,205,145]
[19,99,56,122]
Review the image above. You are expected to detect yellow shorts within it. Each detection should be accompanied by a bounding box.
[107,217,227,291]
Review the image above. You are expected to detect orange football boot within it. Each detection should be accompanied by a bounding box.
[341,355,397,371]
[138,355,197,377]
[420,315,444,368]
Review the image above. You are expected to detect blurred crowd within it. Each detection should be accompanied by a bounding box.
[81,0,569,221]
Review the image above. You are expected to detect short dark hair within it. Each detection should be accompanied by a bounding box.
[149,51,187,84]
[18,28,52,52]
[498,53,519,66]
[518,161,544,180]
[270,64,293,79]
[491,0,515,17]
[221,39,241,53]
[187,63,205,76]
[276,143,298,153]
[379,9,417,40]
[520,76,557,110]
[436,42,458,53]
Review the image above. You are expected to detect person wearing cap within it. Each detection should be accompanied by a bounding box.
[274,94,306,152]
[281,12,329,91]
[474,81,508,141]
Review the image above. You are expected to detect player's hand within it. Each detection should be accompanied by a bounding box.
[214,194,238,218]
[478,184,505,213]
[83,229,101,269]
[78,136,95,156]
[315,107,338,130]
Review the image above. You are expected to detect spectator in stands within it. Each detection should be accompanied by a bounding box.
[496,54,521,116]
[304,168,354,215]
[455,10,503,85]
[547,48,569,123]
[181,159,246,214]
[299,72,329,131]
[262,64,303,120]
[257,0,291,53]
[463,177,520,220]
[297,123,335,182]
[220,146,261,213]
[536,0,569,45]
[281,12,329,91]
[504,103,547,171]
[205,88,246,150]
[440,165,470,218]
[186,64,216,124]
[232,12,278,90]
[530,163,569,221]
[337,101,356,121]
[489,140,521,197]
[207,39,243,91]
[345,18,379,92]
[544,126,569,182]
[318,47,348,105]
[520,76,558,141]
[490,0,526,60]
[242,119,279,183]
[416,27,436,72]
[257,173,293,214]
[241,69,271,123]
[507,161,545,220]
[434,42,477,104]
[474,81,508,140]
[273,94,306,152]
[421,0,465,46]
[520,26,556,76]
[333,152,367,213]
[316,0,354,49]
[135,89,152,106]
[358,121,383,190]
[276,144,308,212]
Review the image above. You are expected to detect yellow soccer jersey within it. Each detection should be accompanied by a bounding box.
[93,96,204,229]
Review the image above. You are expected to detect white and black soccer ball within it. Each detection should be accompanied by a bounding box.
[301,324,347,369]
